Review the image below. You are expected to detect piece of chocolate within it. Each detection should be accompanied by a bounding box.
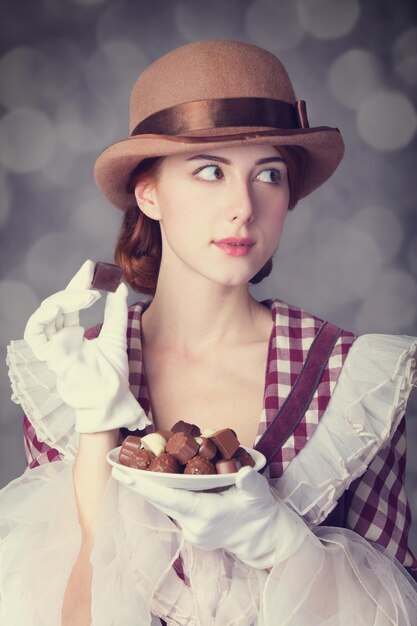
[92,261,123,292]
[166,432,199,464]
[209,428,240,459]
[156,429,175,442]
[148,453,181,473]
[171,420,201,437]
[197,437,217,461]
[184,455,216,475]
[215,458,239,474]
[120,448,156,470]
[119,435,142,459]
[233,447,255,468]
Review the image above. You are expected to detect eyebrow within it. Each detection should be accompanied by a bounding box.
[185,154,285,165]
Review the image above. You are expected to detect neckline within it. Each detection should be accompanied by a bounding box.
[131,298,277,444]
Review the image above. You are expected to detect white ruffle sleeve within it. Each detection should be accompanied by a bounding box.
[6,337,150,460]
[1,333,417,625]
[272,333,417,526]
[6,339,79,459]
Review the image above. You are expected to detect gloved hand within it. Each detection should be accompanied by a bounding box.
[23,259,151,433]
[112,464,309,570]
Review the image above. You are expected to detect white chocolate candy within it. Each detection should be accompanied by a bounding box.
[195,437,203,445]
[140,433,167,457]
[201,428,216,437]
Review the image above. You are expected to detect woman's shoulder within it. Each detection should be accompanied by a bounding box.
[261,298,356,376]
[262,296,355,338]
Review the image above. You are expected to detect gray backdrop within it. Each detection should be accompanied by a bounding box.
[1,0,416,553]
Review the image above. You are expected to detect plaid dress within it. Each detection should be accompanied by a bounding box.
[23,297,417,581]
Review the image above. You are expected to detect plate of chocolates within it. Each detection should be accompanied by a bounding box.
[107,420,266,491]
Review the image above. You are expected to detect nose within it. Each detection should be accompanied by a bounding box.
[227,180,255,224]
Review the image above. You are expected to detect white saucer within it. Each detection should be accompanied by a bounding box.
[107,445,266,491]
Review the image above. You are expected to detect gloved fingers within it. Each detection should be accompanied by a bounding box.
[36,261,100,328]
[98,283,129,348]
[235,466,276,507]
[44,307,65,337]
[63,260,100,326]
[24,303,63,356]
[111,467,198,517]
[41,288,101,319]
[45,326,85,362]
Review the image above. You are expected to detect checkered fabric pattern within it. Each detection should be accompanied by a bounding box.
[257,299,355,478]
[345,416,416,570]
[23,414,62,468]
[22,297,417,577]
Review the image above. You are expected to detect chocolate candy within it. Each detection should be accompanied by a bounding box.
[215,458,239,474]
[148,453,180,473]
[166,432,199,464]
[156,429,175,442]
[119,435,141,461]
[234,447,255,468]
[184,455,215,475]
[122,448,156,470]
[92,261,123,292]
[171,420,201,437]
[209,429,240,459]
[119,436,158,470]
[118,422,253,477]
[197,437,217,461]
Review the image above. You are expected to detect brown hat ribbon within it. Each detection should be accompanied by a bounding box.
[131,97,309,137]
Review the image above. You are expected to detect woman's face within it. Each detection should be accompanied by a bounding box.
[136,144,290,288]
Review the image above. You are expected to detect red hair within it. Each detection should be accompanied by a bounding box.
[114,145,308,294]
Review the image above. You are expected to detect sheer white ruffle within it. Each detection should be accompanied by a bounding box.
[0,463,81,625]
[6,339,79,459]
[6,336,151,460]
[274,334,417,526]
[1,464,416,625]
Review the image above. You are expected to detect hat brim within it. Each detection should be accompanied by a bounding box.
[94,126,344,211]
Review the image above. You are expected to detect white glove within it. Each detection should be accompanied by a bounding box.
[112,465,309,570]
[24,260,150,433]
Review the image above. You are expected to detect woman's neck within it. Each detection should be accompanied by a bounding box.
[141,271,270,356]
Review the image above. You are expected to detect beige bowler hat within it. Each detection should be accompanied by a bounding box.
[94,39,344,210]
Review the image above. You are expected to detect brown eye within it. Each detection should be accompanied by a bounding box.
[257,169,282,184]
[196,165,224,181]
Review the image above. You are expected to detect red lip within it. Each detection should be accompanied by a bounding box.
[213,237,256,257]
[214,237,255,245]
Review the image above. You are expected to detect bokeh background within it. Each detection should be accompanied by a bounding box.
[0,0,416,550]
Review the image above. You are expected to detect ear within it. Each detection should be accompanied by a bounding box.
[134,179,161,221]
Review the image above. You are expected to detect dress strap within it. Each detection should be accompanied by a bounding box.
[256,321,343,468]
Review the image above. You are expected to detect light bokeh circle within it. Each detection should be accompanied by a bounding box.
[70,191,121,242]
[175,0,241,40]
[0,47,52,109]
[357,91,417,151]
[245,0,305,52]
[393,26,417,87]
[25,232,92,296]
[328,49,384,110]
[0,108,56,173]
[85,39,147,104]
[296,0,360,40]
[355,269,417,333]
[349,205,404,264]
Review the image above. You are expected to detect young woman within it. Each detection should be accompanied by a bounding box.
[2,40,417,625]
